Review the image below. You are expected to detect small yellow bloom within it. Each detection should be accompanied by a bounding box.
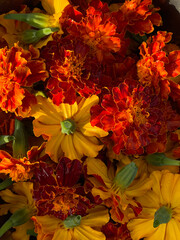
[0,182,36,240]
[31,95,108,162]
[32,206,109,240]
[127,170,180,240]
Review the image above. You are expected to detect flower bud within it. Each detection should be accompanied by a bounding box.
[146,153,180,166]
[22,27,59,44]
[4,13,58,29]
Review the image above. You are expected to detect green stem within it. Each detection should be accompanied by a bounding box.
[0,178,13,190]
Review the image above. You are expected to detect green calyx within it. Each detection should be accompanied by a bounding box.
[113,162,138,190]
[60,119,76,135]
[4,13,56,29]
[12,119,28,158]
[146,153,180,166]
[63,215,81,229]
[153,206,172,228]
[22,27,59,44]
[0,208,32,237]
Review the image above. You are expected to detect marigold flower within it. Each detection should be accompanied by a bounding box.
[41,38,101,105]
[90,80,180,155]
[127,170,180,240]
[33,158,93,220]
[0,44,48,113]
[32,206,109,240]
[0,144,45,182]
[84,157,152,223]
[112,0,162,35]
[137,31,180,99]
[31,95,108,162]
[0,182,36,240]
[66,0,122,62]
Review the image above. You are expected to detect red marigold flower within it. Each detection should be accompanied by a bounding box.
[65,0,122,62]
[0,43,48,113]
[33,157,93,220]
[137,31,180,99]
[41,38,101,105]
[112,0,162,35]
[91,80,180,155]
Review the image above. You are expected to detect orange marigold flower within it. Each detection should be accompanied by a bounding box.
[137,31,180,99]
[65,0,122,62]
[0,144,45,182]
[0,44,48,113]
[114,0,162,35]
[90,80,180,155]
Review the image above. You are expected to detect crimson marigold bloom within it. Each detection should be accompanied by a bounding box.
[41,38,101,105]
[32,206,109,240]
[0,44,48,113]
[137,31,180,99]
[33,158,93,220]
[84,157,152,223]
[127,170,180,240]
[91,80,180,155]
[31,95,108,162]
[0,182,36,240]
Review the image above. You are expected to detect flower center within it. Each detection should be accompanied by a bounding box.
[60,119,76,135]
[63,215,81,229]
[153,206,172,228]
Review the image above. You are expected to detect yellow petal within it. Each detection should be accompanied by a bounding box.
[73,132,103,158]
[146,224,166,240]
[81,206,109,227]
[61,134,80,160]
[32,215,61,233]
[81,122,108,138]
[74,226,106,240]
[127,218,155,240]
[85,157,112,188]
[41,0,69,15]
[33,120,61,137]
[171,174,180,208]
[53,228,72,240]
[12,220,34,240]
[59,102,78,119]
[45,134,64,162]
[75,95,99,123]
[165,219,180,240]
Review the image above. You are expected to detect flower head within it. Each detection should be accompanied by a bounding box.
[32,206,109,240]
[31,95,108,162]
[0,44,48,113]
[127,170,180,240]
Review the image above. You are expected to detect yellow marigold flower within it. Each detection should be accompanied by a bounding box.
[32,206,109,240]
[127,170,180,240]
[31,95,108,162]
[85,157,152,223]
[0,182,36,240]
